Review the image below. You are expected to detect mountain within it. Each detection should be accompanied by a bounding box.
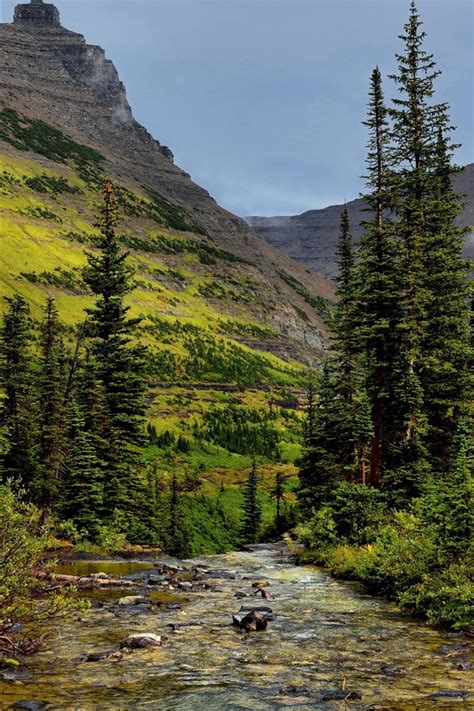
[0,2,334,357]
[0,1,339,549]
[247,164,474,280]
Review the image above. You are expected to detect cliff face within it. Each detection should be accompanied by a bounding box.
[247,166,474,280]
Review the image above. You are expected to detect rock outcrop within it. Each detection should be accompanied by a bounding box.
[14,0,60,27]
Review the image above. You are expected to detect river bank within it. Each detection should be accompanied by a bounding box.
[1,544,472,709]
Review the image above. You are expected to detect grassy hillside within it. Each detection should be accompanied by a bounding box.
[0,109,326,552]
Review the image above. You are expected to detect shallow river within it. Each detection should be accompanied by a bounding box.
[1,544,472,709]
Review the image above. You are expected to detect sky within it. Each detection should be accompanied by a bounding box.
[2,0,473,216]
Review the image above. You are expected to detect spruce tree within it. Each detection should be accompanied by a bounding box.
[358,67,398,484]
[421,125,471,469]
[241,459,262,543]
[167,471,191,558]
[83,179,147,517]
[330,209,367,482]
[60,400,103,538]
[387,0,441,478]
[36,297,67,508]
[272,471,284,534]
[0,295,39,489]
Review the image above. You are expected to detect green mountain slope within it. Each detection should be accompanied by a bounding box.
[0,7,335,551]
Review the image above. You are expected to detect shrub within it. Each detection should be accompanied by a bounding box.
[0,484,83,662]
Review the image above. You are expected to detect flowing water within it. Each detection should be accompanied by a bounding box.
[1,544,472,710]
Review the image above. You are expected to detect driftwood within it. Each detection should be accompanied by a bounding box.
[33,571,136,589]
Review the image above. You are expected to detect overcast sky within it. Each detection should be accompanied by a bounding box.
[2,0,473,216]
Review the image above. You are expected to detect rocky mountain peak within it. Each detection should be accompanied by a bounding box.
[14,0,60,27]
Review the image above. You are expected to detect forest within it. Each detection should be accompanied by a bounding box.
[0,1,472,668]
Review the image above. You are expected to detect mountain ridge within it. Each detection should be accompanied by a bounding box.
[247,164,474,280]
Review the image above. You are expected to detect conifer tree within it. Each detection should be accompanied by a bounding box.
[83,179,147,516]
[298,368,339,509]
[60,401,103,538]
[36,297,67,508]
[421,125,471,468]
[387,0,441,477]
[272,471,284,533]
[330,209,365,481]
[167,471,191,558]
[241,459,262,543]
[0,295,39,489]
[358,67,398,484]
[385,1,471,495]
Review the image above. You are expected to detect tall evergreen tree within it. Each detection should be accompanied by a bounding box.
[241,459,262,544]
[0,295,39,489]
[421,124,471,469]
[272,471,285,534]
[358,67,398,485]
[83,179,147,516]
[166,470,191,558]
[36,297,67,508]
[60,400,103,538]
[387,0,441,478]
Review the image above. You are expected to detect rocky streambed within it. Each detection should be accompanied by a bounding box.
[0,543,472,709]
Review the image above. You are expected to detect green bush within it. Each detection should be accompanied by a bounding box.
[0,484,83,661]
[399,563,474,628]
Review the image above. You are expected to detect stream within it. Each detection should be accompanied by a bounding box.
[0,544,472,709]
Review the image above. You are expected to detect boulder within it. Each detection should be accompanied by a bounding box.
[117,595,148,606]
[233,610,268,631]
[178,581,193,590]
[234,591,248,599]
[120,633,163,649]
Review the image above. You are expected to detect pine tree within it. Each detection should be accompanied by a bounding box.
[241,459,262,543]
[0,295,39,489]
[272,471,284,534]
[167,471,191,558]
[358,67,398,484]
[83,179,147,516]
[36,297,67,508]
[387,0,441,477]
[330,209,366,482]
[421,124,471,469]
[60,400,103,538]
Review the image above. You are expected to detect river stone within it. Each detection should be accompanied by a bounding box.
[82,649,122,662]
[117,595,148,606]
[120,633,163,649]
[148,574,163,585]
[233,610,268,631]
[178,581,193,590]
[90,572,108,579]
[234,591,248,598]
[11,703,46,711]
[428,691,470,699]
